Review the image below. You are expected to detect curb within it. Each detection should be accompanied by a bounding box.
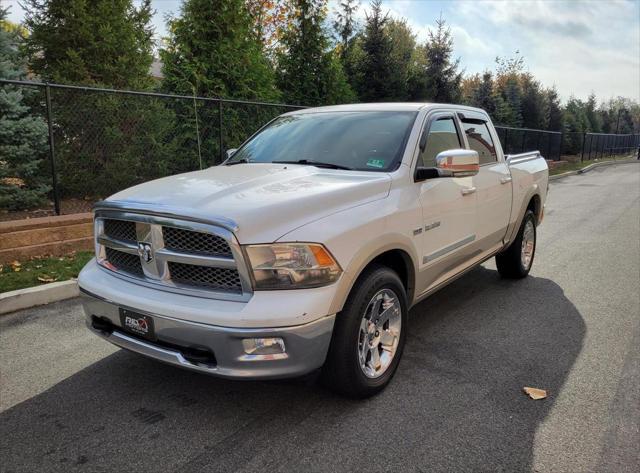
[549,158,639,181]
[0,280,79,315]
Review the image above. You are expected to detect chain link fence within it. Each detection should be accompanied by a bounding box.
[562,132,640,161]
[494,126,563,161]
[2,79,639,222]
[1,79,303,221]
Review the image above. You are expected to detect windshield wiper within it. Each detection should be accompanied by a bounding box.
[225,158,251,166]
[272,159,353,170]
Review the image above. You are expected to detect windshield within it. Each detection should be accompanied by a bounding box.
[227,111,417,171]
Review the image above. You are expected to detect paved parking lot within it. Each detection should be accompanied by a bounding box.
[1,164,639,472]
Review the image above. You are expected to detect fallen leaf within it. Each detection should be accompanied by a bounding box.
[35,265,43,269]
[10,261,21,271]
[37,276,58,283]
[523,387,547,400]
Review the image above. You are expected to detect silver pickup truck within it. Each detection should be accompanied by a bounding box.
[79,103,549,397]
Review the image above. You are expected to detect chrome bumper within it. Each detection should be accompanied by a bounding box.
[80,289,335,379]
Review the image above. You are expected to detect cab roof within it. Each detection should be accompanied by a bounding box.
[283,102,487,115]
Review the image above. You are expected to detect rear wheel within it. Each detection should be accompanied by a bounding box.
[496,209,537,279]
[322,265,407,398]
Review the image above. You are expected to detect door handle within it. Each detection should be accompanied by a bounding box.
[461,187,476,195]
[500,176,512,184]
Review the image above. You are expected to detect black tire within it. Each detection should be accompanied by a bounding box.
[322,265,408,398]
[496,209,537,279]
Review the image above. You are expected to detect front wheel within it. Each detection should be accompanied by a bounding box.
[496,209,537,279]
[322,265,407,398]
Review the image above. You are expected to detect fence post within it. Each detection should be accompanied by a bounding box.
[218,100,224,163]
[580,133,586,162]
[558,132,564,161]
[45,84,61,216]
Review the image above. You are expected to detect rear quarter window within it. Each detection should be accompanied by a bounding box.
[461,121,497,165]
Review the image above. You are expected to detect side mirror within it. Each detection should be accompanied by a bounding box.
[416,149,480,181]
[226,148,237,160]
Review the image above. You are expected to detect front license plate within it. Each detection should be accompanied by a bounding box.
[119,308,156,341]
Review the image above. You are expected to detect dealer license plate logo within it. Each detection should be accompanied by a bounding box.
[119,309,155,340]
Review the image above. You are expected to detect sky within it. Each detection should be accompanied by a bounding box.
[4,0,639,102]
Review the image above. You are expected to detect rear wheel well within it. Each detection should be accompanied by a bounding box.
[527,195,541,224]
[364,250,414,303]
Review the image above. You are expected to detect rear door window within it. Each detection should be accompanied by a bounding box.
[419,117,462,167]
[461,121,497,164]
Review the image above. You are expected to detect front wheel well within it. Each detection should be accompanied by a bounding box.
[363,249,415,303]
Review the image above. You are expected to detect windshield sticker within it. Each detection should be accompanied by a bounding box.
[366,158,386,169]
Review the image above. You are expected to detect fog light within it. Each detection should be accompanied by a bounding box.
[242,337,286,356]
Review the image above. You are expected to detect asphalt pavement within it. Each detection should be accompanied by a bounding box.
[1,163,639,473]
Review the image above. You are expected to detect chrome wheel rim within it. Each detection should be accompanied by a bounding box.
[521,219,535,270]
[358,289,402,379]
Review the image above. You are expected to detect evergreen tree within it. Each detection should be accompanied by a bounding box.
[0,7,50,211]
[584,93,602,132]
[386,18,415,101]
[501,77,523,127]
[23,0,154,89]
[494,54,526,127]
[545,87,563,131]
[357,0,393,101]
[333,0,359,52]
[21,0,177,200]
[470,72,497,116]
[520,74,548,129]
[332,0,360,90]
[410,16,462,103]
[277,0,354,106]
[162,0,278,100]
[563,97,589,154]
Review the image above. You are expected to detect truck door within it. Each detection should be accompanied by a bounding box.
[415,112,478,294]
[458,113,512,251]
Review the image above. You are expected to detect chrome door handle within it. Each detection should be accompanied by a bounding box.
[500,176,512,184]
[461,187,476,195]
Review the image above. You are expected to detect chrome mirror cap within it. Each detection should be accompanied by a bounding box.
[435,149,480,177]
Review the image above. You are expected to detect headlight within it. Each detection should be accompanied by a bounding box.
[244,243,341,289]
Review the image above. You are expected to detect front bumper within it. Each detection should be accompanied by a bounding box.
[80,289,335,379]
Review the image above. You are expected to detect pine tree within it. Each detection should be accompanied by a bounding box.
[332,0,360,90]
[584,93,602,132]
[520,74,548,130]
[0,8,50,211]
[410,16,462,103]
[386,18,415,101]
[470,72,497,116]
[545,87,563,131]
[357,0,393,101]
[162,0,278,100]
[333,0,360,52]
[277,0,354,106]
[21,0,177,200]
[23,0,155,89]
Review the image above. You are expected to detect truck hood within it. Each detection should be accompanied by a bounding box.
[106,163,392,243]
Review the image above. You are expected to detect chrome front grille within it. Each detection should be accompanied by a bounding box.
[162,226,232,257]
[94,208,252,301]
